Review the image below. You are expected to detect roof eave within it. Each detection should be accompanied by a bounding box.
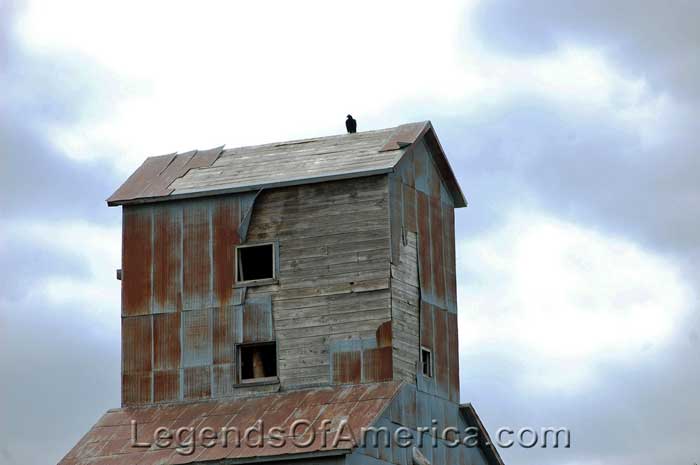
[459,403,506,465]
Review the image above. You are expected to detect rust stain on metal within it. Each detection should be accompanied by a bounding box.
[184,366,211,400]
[429,197,446,308]
[122,315,152,372]
[212,198,240,307]
[433,308,448,399]
[122,206,152,316]
[378,121,428,152]
[420,302,433,350]
[416,191,433,300]
[447,311,460,403]
[362,346,393,382]
[376,321,392,348]
[153,370,179,403]
[107,153,175,204]
[153,312,180,370]
[183,202,211,310]
[332,351,361,384]
[139,150,196,199]
[182,309,212,367]
[212,306,235,364]
[153,206,181,313]
[121,372,151,405]
[442,203,457,312]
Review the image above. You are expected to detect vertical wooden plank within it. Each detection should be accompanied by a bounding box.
[153,205,181,313]
[403,184,417,233]
[122,206,152,316]
[212,197,240,307]
[153,312,180,370]
[183,201,211,310]
[429,198,446,309]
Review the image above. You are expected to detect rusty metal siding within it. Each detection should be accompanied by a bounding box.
[332,351,361,384]
[363,347,392,382]
[152,206,181,313]
[429,197,446,308]
[182,309,212,367]
[416,192,433,301]
[212,305,235,365]
[153,312,180,370]
[121,315,152,373]
[447,311,460,403]
[182,202,212,311]
[212,198,240,307]
[153,369,179,403]
[121,372,151,405]
[184,366,211,400]
[122,206,152,316]
[443,204,457,313]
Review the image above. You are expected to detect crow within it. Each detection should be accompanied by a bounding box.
[346,114,357,133]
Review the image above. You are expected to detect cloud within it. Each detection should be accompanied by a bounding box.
[470,0,700,101]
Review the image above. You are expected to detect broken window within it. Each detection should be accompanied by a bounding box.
[421,347,433,378]
[235,243,275,283]
[239,342,277,382]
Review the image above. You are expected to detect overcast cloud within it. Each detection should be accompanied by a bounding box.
[1,1,698,464]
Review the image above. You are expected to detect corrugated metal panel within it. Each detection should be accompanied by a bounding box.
[212,363,236,398]
[447,312,460,403]
[212,306,235,365]
[362,347,392,382]
[153,312,180,370]
[182,202,211,310]
[443,203,457,313]
[152,206,181,313]
[121,315,152,373]
[153,369,179,403]
[403,184,417,234]
[184,366,211,400]
[433,308,448,399]
[332,351,362,384]
[212,198,240,307]
[139,150,196,198]
[379,121,428,152]
[429,197,446,308]
[122,206,152,316]
[122,372,151,405]
[182,309,212,367]
[416,192,432,301]
[420,302,433,350]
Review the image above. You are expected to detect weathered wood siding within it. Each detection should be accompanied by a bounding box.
[246,175,392,388]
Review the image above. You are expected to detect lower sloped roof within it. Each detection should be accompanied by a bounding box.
[59,382,401,465]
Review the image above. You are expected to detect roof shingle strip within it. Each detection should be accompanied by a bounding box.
[58,382,402,465]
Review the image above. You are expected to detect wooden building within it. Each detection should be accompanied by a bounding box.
[60,121,505,465]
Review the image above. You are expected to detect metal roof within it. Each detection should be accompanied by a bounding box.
[107,121,467,207]
[59,382,402,465]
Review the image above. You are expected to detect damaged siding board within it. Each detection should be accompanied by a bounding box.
[122,206,152,316]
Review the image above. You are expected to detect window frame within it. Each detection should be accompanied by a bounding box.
[233,241,278,287]
[236,341,279,385]
[420,346,433,378]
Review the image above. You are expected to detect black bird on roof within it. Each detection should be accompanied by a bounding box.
[345,114,357,134]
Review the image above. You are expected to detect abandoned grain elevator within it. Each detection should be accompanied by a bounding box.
[60,121,505,465]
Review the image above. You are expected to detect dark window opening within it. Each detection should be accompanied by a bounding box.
[421,347,433,378]
[236,243,274,282]
[239,342,277,381]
